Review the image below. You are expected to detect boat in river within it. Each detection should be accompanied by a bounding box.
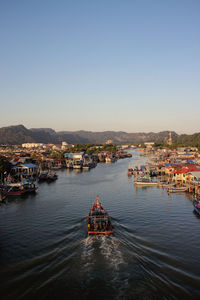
[134,177,158,186]
[0,186,8,201]
[38,170,49,182]
[4,180,37,196]
[193,199,200,215]
[167,187,188,193]
[47,172,58,182]
[38,170,58,182]
[127,167,134,175]
[87,194,113,235]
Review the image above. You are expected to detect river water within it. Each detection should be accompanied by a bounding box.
[0,151,200,300]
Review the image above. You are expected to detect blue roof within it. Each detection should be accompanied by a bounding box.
[21,163,37,168]
[165,162,187,167]
[187,160,195,164]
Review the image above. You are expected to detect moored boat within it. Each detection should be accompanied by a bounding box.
[38,170,58,182]
[47,172,58,182]
[5,183,27,196]
[193,199,200,215]
[88,194,113,235]
[73,160,83,169]
[127,168,134,175]
[0,187,8,201]
[167,187,188,193]
[38,170,49,182]
[134,177,158,186]
[4,180,38,196]
[82,163,91,170]
[23,181,38,193]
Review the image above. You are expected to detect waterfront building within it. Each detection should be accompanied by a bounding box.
[12,163,38,177]
[64,152,85,160]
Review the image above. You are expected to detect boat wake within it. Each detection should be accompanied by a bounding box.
[99,236,125,270]
[80,235,125,272]
[80,236,95,270]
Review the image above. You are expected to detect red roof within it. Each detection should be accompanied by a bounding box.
[173,165,200,174]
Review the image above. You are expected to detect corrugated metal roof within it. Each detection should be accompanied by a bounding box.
[20,163,37,168]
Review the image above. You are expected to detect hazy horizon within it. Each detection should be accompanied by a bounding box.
[0,0,200,134]
[0,123,199,135]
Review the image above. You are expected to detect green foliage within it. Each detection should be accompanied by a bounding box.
[50,151,64,159]
[101,144,117,153]
[63,143,117,155]
[177,133,200,147]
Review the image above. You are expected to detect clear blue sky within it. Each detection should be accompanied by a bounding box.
[0,0,199,133]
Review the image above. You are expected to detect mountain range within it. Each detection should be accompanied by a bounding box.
[0,124,199,146]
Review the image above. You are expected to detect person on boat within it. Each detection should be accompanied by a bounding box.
[98,222,102,231]
[94,223,98,231]
[88,223,90,231]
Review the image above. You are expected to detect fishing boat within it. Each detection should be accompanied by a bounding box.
[193,199,200,215]
[23,181,38,193]
[127,168,134,175]
[5,183,27,196]
[82,163,91,170]
[73,160,82,169]
[0,186,7,201]
[38,170,58,182]
[47,172,58,182]
[167,187,188,193]
[38,170,49,182]
[88,194,113,235]
[5,180,38,196]
[134,177,158,186]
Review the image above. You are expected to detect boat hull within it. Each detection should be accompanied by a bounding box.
[193,200,200,215]
[168,188,188,193]
[88,231,113,235]
[194,207,200,215]
[7,191,26,196]
[135,182,157,186]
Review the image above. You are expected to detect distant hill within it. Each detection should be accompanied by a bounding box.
[0,125,58,144]
[57,130,178,144]
[0,124,181,145]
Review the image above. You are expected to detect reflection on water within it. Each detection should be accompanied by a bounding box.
[0,151,200,300]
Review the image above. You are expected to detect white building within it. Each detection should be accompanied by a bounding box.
[144,142,155,149]
[61,141,68,150]
[22,143,45,149]
[105,140,113,145]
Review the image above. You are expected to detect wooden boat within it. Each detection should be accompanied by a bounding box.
[88,194,113,235]
[73,160,82,169]
[38,171,58,182]
[5,180,38,196]
[134,177,158,186]
[167,187,188,193]
[38,170,49,182]
[47,172,58,182]
[0,187,8,201]
[193,200,200,215]
[82,163,91,170]
[6,183,27,196]
[127,168,133,175]
[23,182,38,193]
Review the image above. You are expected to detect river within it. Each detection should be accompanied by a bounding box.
[0,151,200,300]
